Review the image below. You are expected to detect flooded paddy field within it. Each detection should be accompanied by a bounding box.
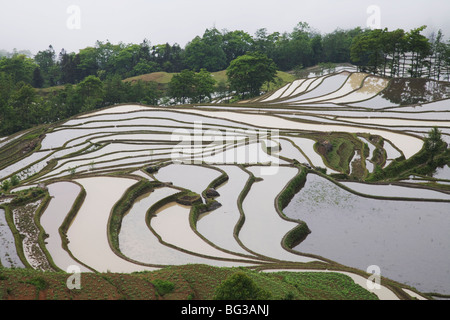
[284,173,450,294]
[1,70,449,299]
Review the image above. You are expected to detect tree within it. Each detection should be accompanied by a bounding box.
[406,26,431,77]
[128,80,159,105]
[429,30,447,80]
[384,28,406,77]
[168,69,216,104]
[110,43,142,77]
[192,68,217,103]
[76,75,104,112]
[424,127,445,157]
[32,67,44,88]
[59,49,82,84]
[350,29,385,73]
[253,28,279,59]
[34,45,59,86]
[226,52,277,98]
[6,82,41,131]
[0,54,37,85]
[168,69,196,104]
[221,29,254,65]
[184,28,227,71]
[213,272,271,300]
[77,47,100,80]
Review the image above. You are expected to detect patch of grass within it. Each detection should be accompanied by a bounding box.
[151,279,175,297]
[277,271,379,300]
[124,71,174,84]
[0,263,422,300]
[25,277,48,291]
[315,137,355,174]
[109,180,162,251]
[213,271,271,300]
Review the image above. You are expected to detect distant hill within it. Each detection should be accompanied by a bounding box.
[36,70,296,96]
[124,70,296,89]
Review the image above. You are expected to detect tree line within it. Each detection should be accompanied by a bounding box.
[351,26,450,79]
[0,74,160,135]
[1,22,450,137]
[2,22,450,90]
[0,22,387,89]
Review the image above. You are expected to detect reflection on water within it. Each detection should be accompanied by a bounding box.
[433,165,450,180]
[40,182,91,272]
[380,78,450,106]
[284,173,450,294]
[151,202,252,263]
[239,166,316,263]
[67,177,156,273]
[196,165,251,255]
[154,163,221,195]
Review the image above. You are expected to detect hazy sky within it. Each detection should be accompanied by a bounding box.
[1,0,450,55]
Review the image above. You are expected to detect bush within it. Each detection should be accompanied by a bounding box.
[151,279,175,296]
[1,179,10,191]
[26,277,48,291]
[213,272,272,300]
[10,175,20,187]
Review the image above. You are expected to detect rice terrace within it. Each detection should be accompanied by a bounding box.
[1,17,450,302]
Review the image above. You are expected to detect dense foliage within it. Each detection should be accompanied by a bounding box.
[350,26,450,78]
[0,74,159,135]
[168,69,217,104]
[226,52,277,98]
[3,22,448,91]
[213,272,272,300]
[1,22,449,136]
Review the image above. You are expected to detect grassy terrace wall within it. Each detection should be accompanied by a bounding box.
[108,180,163,253]
[1,187,52,271]
[0,127,47,175]
[276,166,313,251]
[232,165,262,258]
[56,183,93,272]
[367,142,450,182]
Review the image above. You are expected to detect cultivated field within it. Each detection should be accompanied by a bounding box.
[1,69,449,300]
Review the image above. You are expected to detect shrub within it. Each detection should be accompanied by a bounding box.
[1,179,10,191]
[10,175,20,187]
[151,279,175,296]
[213,272,272,300]
[26,277,48,291]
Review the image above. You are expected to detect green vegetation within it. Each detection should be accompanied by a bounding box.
[226,52,277,99]
[109,180,162,251]
[1,18,449,303]
[168,69,216,104]
[0,264,389,300]
[277,271,378,300]
[151,279,175,297]
[278,167,308,210]
[1,23,448,136]
[213,272,271,300]
[350,26,446,78]
[367,127,449,181]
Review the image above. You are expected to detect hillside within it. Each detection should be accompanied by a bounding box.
[123,69,296,89]
[35,69,296,98]
[1,69,450,302]
[0,264,384,300]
